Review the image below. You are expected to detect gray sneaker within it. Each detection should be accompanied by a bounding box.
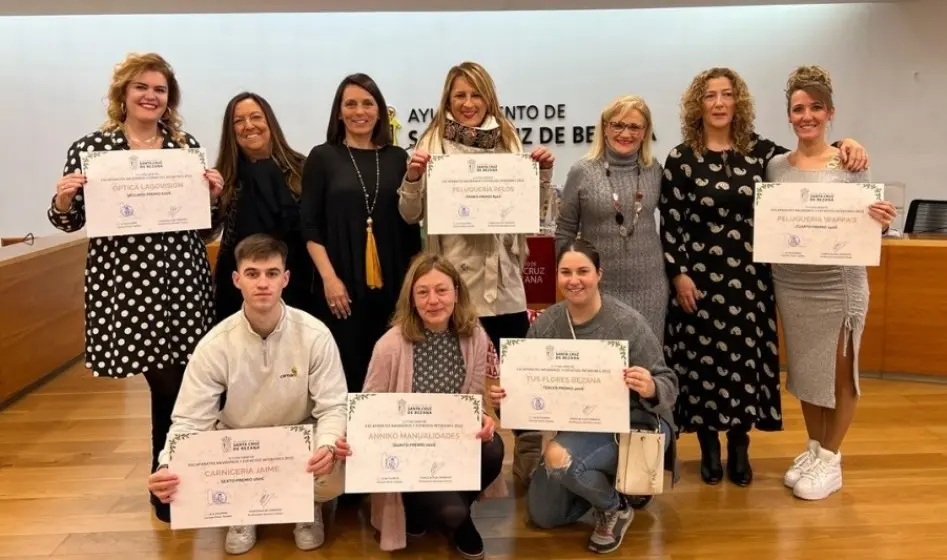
[293,504,325,550]
[587,499,634,554]
[225,525,257,555]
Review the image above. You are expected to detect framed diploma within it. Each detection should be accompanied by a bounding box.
[167,425,315,530]
[424,153,540,235]
[498,338,631,433]
[79,148,212,238]
[753,182,884,266]
[344,393,483,493]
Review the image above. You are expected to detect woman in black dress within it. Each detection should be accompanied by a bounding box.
[46,52,223,522]
[211,92,311,323]
[301,73,422,393]
[659,67,867,487]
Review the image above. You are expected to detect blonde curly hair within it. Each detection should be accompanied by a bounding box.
[785,65,834,113]
[679,67,756,155]
[100,52,187,146]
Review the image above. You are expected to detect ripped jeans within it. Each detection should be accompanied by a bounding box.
[526,420,672,528]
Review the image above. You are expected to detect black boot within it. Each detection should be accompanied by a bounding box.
[696,429,723,485]
[726,428,753,487]
[150,492,171,523]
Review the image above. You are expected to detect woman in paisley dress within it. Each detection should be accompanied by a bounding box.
[658,67,868,487]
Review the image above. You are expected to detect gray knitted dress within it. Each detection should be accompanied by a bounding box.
[765,153,871,409]
[555,148,669,344]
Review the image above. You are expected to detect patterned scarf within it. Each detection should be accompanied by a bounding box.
[442,114,501,149]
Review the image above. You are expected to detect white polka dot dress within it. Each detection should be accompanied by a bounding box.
[47,127,217,379]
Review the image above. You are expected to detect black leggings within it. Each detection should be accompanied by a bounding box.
[479,311,534,438]
[402,435,505,531]
[143,366,186,474]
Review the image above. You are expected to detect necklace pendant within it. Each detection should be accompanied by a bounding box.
[367,217,373,226]
[619,225,628,237]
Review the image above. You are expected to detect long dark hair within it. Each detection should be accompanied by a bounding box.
[326,73,392,146]
[556,238,602,270]
[215,92,306,214]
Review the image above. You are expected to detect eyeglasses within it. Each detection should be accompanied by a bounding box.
[606,121,646,135]
[233,114,266,130]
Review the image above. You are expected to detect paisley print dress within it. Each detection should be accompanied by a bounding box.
[658,134,786,433]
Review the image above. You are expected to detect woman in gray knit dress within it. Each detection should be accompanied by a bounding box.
[766,66,897,502]
[556,95,668,343]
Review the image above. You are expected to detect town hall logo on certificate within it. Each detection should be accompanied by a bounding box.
[221,435,233,453]
[128,155,139,170]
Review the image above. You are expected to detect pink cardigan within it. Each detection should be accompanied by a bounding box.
[361,323,509,551]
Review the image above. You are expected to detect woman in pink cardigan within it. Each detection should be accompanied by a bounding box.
[334,252,507,558]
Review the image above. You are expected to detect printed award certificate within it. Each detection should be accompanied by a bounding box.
[498,338,630,433]
[79,148,211,238]
[424,152,540,235]
[753,182,885,266]
[344,393,483,493]
[167,425,315,530]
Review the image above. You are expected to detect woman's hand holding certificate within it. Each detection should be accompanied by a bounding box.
[497,338,631,433]
[77,148,222,238]
[752,182,891,266]
[342,393,484,494]
[623,367,656,398]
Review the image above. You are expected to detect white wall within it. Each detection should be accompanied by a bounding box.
[0,1,944,237]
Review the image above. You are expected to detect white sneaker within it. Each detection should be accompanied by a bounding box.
[225,525,257,555]
[793,447,842,501]
[293,503,326,551]
[784,439,821,488]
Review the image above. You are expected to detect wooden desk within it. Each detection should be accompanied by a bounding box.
[0,233,88,405]
[777,234,947,380]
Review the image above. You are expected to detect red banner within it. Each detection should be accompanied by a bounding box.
[523,235,557,306]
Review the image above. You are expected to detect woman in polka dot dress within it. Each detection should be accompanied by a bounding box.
[46,52,223,523]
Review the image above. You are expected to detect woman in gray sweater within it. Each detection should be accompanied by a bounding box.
[555,95,668,343]
[490,239,679,555]
[766,66,896,502]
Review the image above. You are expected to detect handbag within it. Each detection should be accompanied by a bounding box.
[614,416,665,496]
[561,309,666,495]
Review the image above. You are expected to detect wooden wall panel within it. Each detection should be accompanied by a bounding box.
[0,236,87,404]
[883,239,947,377]
[2,234,946,410]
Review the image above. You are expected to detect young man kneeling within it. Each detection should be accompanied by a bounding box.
[147,234,348,554]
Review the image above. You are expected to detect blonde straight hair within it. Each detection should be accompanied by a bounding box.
[585,95,655,167]
[415,61,522,153]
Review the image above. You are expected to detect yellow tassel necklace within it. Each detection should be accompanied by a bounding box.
[346,144,383,289]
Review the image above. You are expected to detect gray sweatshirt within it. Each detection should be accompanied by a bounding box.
[527,295,680,481]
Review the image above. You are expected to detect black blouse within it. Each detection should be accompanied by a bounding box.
[300,143,421,303]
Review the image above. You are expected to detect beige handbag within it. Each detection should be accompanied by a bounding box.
[562,310,666,496]
[614,421,665,496]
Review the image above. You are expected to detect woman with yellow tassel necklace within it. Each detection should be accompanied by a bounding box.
[301,72,422,401]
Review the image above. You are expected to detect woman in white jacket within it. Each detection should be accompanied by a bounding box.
[397,61,555,485]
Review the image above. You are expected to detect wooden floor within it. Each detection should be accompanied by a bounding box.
[2,365,947,559]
